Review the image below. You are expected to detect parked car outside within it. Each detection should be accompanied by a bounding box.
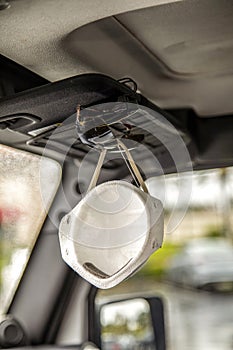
[166,238,233,291]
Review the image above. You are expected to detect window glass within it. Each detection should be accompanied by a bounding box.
[0,145,61,313]
[98,167,233,350]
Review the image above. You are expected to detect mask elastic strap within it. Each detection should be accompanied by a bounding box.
[87,148,107,192]
[87,142,148,194]
[117,140,148,193]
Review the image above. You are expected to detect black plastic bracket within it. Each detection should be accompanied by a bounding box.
[0,73,138,135]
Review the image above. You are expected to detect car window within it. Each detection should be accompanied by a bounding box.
[0,144,61,313]
[98,167,233,350]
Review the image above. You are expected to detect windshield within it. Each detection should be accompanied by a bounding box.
[0,145,61,313]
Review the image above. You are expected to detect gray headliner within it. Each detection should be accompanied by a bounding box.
[0,0,233,116]
[0,0,179,78]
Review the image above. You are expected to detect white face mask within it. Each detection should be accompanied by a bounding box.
[59,141,164,289]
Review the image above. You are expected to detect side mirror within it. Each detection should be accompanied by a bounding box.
[93,296,166,350]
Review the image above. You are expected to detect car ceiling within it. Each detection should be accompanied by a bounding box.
[1,0,233,117]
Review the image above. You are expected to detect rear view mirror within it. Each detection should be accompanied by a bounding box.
[98,296,166,350]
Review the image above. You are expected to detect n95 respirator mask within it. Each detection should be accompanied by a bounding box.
[59,141,164,289]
